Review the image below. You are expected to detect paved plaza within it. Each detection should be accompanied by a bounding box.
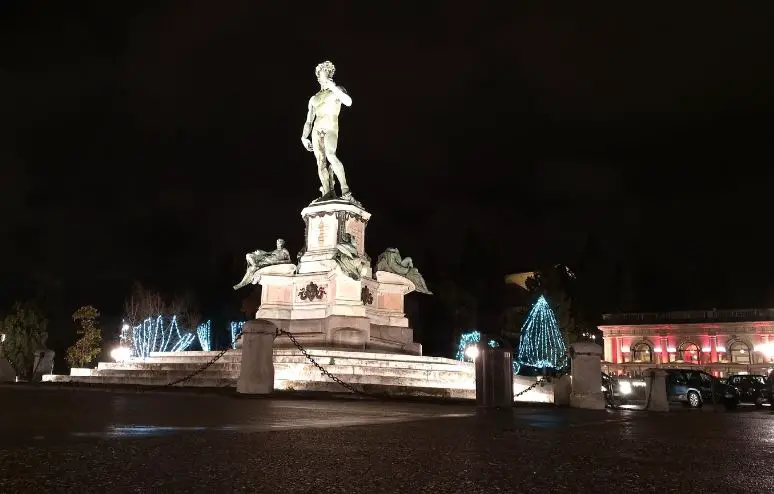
[0,385,772,492]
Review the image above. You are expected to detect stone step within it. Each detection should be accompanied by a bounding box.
[103,352,472,372]
[44,374,235,387]
[273,363,474,383]
[272,356,470,371]
[97,360,242,372]
[92,361,473,383]
[144,349,465,366]
[42,373,552,403]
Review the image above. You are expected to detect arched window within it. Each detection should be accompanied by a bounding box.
[631,342,653,363]
[678,342,701,363]
[728,340,751,364]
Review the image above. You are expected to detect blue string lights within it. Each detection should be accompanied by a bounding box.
[455,330,497,362]
[230,321,245,349]
[131,315,196,359]
[196,320,212,352]
[516,295,567,369]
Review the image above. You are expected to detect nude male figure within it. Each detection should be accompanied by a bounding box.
[300,61,353,200]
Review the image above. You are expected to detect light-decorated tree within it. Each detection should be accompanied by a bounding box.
[66,305,103,368]
[516,295,568,369]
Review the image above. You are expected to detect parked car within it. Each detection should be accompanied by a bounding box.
[726,374,770,407]
[601,372,628,406]
[665,369,739,410]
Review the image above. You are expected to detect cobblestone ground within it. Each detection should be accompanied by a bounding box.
[1,386,772,493]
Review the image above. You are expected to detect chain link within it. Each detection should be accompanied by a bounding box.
[514,378,545,398]
[278,330,370,396]
[165,333,243,387]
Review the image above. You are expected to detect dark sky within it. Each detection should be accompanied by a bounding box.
[1,2,773,349]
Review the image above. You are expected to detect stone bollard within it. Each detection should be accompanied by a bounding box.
[568,342,605,410]
[644,368,669,412]
[553,374,572,406]
[236,319,278,395]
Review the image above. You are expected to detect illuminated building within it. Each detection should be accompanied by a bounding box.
[599,309,774,377]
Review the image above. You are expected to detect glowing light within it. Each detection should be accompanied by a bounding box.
[110,346,131,362]
[516,295,567,369]
[621,346,630,353]
[755,343,774,358]
[131,316,196,359]
[667,347,677,353]
[464,345,479,360]
[717,346,726,352]
[455,331,498,362]
[654,347,662,352]
[196,320,212,352]
[230,321,245,349]
[456,330,482,362]
[618,381,632,395]
[702,347,711,352]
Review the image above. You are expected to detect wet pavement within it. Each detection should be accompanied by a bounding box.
[1,385,773,492]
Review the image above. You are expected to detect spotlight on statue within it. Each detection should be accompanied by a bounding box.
[110,346,131,362]
[465,345,479,361]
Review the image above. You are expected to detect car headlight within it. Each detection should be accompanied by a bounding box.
[618,381,632,395]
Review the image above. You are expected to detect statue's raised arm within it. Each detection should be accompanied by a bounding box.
[301,61,354,201]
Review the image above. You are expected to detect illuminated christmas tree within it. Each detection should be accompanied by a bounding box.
[516,295,567,369]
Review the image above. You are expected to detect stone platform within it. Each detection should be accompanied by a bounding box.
[42,350,554,403]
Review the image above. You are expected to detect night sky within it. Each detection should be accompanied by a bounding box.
[2,2,773,356]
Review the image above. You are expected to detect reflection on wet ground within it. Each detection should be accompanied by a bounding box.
[0,386,476,443]
[3,386,774,492]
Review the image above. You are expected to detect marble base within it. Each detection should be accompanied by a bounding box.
[251,199,421,355]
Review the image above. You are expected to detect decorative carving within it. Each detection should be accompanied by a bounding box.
[234,239,292,290]
[361,286,374,305]
[335,233,365,280]
[299,282,326,301]
[376,248,432,294]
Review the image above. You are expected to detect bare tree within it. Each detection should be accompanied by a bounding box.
[123,282,200,330]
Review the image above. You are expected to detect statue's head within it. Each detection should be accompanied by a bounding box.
[276,238,285,249]
[341,233,353,245]
[315,61,335,83]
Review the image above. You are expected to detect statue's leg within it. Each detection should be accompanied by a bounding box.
[234,268,257,290]
[324,131,350,196]
[313,132,331,196]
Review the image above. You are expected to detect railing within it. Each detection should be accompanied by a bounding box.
[601,309,774,324]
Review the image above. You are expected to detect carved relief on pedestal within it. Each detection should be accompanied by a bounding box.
[298,282,327,302]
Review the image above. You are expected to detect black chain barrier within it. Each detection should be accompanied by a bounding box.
[515,378,545,398]
[164,329,371,396]
[165,332,243,387]
[278,330,370,396]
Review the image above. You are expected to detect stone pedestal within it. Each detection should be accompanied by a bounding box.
[253,198,421,355]
[644,368,669,412]
[569,342,605,410]
[236,319,278,395]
